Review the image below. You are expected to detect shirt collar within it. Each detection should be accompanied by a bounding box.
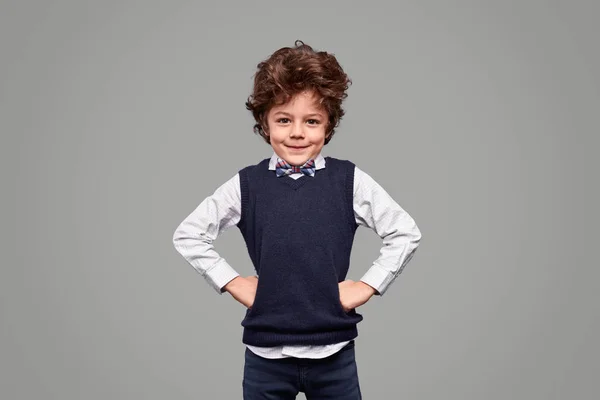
[268,152,326,170]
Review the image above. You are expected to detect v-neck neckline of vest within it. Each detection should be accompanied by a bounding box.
[276,174,314,190]
[270,156,328,190]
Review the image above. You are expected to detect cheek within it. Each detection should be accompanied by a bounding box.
[309,131,326,145]
[271,133,287,144]
[266,126,284,141]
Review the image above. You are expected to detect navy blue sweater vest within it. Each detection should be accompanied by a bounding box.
[236,156,363,347]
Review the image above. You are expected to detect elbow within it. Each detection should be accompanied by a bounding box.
[411,220,423,247]
[172,221,212,253]
[415,224,422,242]
[172,223,185,251]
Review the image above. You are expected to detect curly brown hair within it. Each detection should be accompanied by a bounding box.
[245,40,351,145]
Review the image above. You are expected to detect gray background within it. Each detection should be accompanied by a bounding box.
[2,0,598,399]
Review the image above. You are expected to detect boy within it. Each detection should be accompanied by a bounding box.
[173,40,422,399]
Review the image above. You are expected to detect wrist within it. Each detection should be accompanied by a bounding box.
[358,281,377,296]
[223,276,242,292]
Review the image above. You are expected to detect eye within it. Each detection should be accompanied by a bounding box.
[307,119,320,125]
[276,118,290,124]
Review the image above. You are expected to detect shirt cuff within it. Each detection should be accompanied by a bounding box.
[360,264,395,296]
[204,259,240,294]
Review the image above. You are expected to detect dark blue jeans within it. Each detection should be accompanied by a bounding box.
[242,340,362,399]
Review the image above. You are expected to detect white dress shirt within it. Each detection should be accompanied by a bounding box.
[173,152,421,359]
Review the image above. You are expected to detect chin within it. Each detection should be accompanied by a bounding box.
[284,155,308,165]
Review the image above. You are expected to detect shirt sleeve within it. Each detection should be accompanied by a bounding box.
[353,166,422,296]
[172,173,242,294]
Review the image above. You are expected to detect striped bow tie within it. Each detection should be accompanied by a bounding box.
[275,158,316,177]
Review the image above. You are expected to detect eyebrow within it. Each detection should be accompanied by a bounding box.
[273,111,325,118]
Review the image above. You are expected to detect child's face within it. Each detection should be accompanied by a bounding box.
[265,90,328,166]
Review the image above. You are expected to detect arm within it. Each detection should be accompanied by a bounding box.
[339,166,422,310]
[355,166,422,296]
[172,173,242,294]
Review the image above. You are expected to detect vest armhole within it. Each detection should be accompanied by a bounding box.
[237,168,249,229]
[344,161,358,230]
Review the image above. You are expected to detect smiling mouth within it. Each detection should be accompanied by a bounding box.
[287,145,308,149]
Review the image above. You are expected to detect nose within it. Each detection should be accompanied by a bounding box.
[289,121,304,138]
